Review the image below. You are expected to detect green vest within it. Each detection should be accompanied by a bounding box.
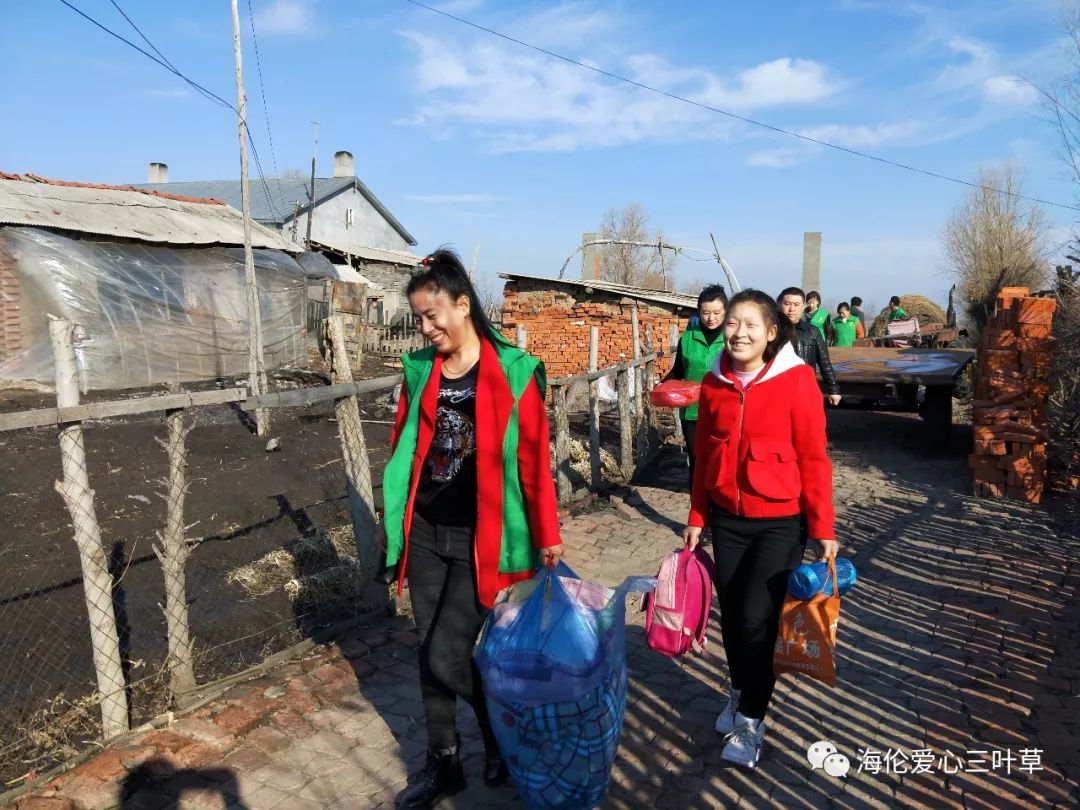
[382,338,544,574]
[832,316,858,347]
[807,307,830,343]
[677,326,725,421]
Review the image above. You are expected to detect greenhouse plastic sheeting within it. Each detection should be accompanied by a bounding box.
[0,227,307,391]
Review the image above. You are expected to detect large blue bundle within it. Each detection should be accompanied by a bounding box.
[475,564,653,810]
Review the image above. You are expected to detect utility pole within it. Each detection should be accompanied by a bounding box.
[231,0,269,436]
[306,121,319,248]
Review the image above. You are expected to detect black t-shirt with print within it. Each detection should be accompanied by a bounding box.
[414,362,479,527]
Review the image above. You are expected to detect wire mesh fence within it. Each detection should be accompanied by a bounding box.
[0,330,397,788]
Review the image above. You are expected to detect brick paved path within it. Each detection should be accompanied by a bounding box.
[12,410,1080,809]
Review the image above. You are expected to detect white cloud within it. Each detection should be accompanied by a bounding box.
[982,75,1037,106]
[404,193,506,204]
[797,121,924,148]
[401,25,840,151]
[745,149,807,169]
[254,0,316,36]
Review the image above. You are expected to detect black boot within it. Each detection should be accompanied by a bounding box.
[396,742,466,808]
[481,727,509,786]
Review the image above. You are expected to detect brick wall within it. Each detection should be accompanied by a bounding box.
[0,234,21,362]
[499,278,692,379]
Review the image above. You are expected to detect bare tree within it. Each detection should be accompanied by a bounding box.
[943,163,1049,331]
[598,204,675,289]
[280,168,306,179]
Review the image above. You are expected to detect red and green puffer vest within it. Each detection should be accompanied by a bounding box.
[382,334,546,604]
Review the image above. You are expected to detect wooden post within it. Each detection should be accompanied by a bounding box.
[617,368,633,480]
[588,326,601,489]
[670,323,683,445]
[49,319,130,739]
[327,316,379,582]
[231,0,269,437]
[516,324,527,350]
[631,307,645,466]
[644,324,660,453]
[154,408,197,707]
[552,384,572,502]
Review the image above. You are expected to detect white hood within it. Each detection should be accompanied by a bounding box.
[708,341,805,387]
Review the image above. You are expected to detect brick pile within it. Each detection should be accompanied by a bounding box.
[500,278,690,378]
[970,286,1057,503]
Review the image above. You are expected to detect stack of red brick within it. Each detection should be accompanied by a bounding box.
[970,286,1057,503]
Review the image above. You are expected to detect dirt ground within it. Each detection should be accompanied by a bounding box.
[0,355,399,783]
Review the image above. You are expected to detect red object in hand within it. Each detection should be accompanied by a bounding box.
[649,380,701,408]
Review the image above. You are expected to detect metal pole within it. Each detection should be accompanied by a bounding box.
[231,0,269,436]
[306,122,319,248]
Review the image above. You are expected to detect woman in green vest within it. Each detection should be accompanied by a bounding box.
[665,284,727,487]
[383,250,563,808]
[804,290,832,344]
[830,301,864,347]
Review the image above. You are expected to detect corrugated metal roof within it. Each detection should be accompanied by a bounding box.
[499,272,697,310]
[310,239,420,267]
[137,176,417,246]
[0,175,300,252]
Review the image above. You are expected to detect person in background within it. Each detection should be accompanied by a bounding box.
[383,249,564,809]
[831,302,864,347]
[684,289,837,769]
[888,296,908,321]
[849,296,866,331]
[777,287,841,406]
[665,284,728,487]
[804,291,832,344]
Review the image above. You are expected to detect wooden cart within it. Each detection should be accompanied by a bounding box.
[824,347,976,443]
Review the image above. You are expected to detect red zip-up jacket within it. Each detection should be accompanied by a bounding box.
[687,342,835,540]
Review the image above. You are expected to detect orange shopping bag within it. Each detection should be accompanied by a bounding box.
[773,556,841,686]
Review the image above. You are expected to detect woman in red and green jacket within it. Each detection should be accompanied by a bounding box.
[683,289,837,770]
[383,249,562,809]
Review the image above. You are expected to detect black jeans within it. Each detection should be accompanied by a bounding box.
[681,418,697,490]
[710,505,805,720]
[406,514,491,749]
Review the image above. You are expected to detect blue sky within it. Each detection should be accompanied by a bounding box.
[2,0,1076,313]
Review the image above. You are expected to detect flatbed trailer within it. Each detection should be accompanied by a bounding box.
[823,347,976,443]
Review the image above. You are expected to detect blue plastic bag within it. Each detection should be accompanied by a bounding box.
[787,558,857,600]
[475,563,654,810]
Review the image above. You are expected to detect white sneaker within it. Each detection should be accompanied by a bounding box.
[720,712,766,769]
[713,688,741,735]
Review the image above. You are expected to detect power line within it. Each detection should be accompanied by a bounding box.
[403,0,1080,213]
[58,0,284,220]
[246,0,282,183]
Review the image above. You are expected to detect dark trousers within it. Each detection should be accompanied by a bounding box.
[710,506,805,720]
[406,514,491,749]
[681,418,697,490]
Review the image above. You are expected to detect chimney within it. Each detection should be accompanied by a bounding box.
[333,151,354,178]
[148,162,169,184]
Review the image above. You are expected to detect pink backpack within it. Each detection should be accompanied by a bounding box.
[643,546,715,657]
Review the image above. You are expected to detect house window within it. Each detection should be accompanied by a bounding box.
[346,208,355,229]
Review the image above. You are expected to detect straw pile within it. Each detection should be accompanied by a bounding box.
[868,295,946,337]
[227,525,363,603]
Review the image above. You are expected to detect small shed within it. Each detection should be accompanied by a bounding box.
[0,173,308,391]
[499,273,697,378]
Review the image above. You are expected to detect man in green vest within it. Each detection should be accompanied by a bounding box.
[831,301,864,347]
[665,284,727,488]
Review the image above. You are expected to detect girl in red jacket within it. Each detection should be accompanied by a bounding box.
[683,288,838,769]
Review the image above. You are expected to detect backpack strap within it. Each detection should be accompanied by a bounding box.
[690,551,711,653]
